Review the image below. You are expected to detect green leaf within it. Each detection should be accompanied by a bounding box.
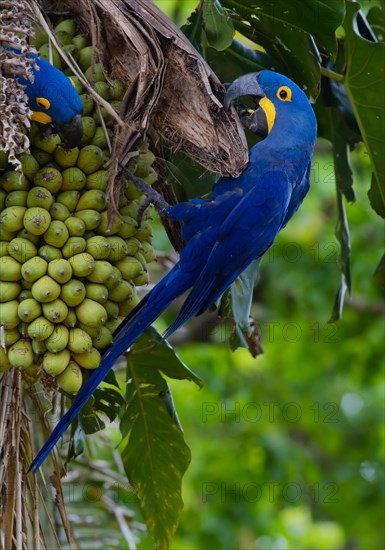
[165,154,219,201]
[202,0,235,51]
[181,8,205,57]
[343,1,385,218]
[130,327,203,388]
[366,5,385,42]
[223,0,323,97]
[224,0,344,59]
[219,260,263,356]
[121,355,191,550]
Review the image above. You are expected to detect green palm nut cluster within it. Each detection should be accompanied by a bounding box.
[0,19,158,395]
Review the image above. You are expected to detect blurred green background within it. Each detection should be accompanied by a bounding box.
[131,2,385,549]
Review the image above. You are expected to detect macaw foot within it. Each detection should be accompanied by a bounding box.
[119,164,170,226]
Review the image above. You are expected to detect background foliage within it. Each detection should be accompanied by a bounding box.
[55,1,384,548]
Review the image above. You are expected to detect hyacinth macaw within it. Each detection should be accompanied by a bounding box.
[18,53,83,145]
[30,70,317,472]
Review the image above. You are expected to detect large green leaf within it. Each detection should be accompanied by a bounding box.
[121,353,191,550]
[202,0,234,50]
[224,0,344,58]
[343,1,385,218]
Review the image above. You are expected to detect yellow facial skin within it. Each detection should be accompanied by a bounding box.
[259,96,276,134]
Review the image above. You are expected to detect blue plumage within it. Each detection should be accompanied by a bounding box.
[29,70,317,472]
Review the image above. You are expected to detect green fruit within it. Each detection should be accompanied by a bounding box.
[75,209,101,230]
[54,18,76,37]
[106,236,128,261]
[136,252,146,268]
[104,265,122,289]
[0,241,8,257]
[31,132,61,154]
[140,240,156,262]
[61,167,86,190]
[119,292,139,316]
[85,62,106,82]
[64,216,86,236]
[48,259,72,283]
[8,237,37,263]
[62,236,86,259]
[117,216,137,239]
[56,190,80,211]
[0,300,19,328]
[78,46,94,71]
[76,298,107,328]
[0,206,27,232]
[0,151,8,171]
[105,317,122,333]
[54,146,79,168]
[56,361,83,394]
[86,170,109,191]
[124,180,142,200]
[27,316,54,341]
[79,116,96,146]
[18,298,42,322]
[73,347,101,370]
[125,237,141,256]
[32,339,47,355]
[60,279,86,307]
[0,171,29,192]
[34,167,63,193]
[85,283,108,303]
[0,191,6,210]
[31,147,52,166]
[86,260,114,283]
[114,257,143,280]
[21,256,48,283]
[92,326,112,350]
[30,25,48,49]
[0,281,21,302]
[135,158,150,178]
[76,321,100,339]
[104,300,119,319]
[27,186,54,209]
[135,221,152,241]
[43,348,71,375]
[45,324,70,353]
[141,167,157,186]
[23,207,51,235]
[77,145,103,175]
[50,201,71,221]
[16,227,40,245]
[18,322,28,337]
[68,252,95,277]
[31,275,61,303]
[17,153,40,180]
[76,189,106,212]
[97,210,122,235]
[0,227,16,241]
[21,279,33,290]
[80,94,94,116]
[72,34,90,50]
[0,256,22,281]
[108,279,133,302]
[0,347,11,372]
[2,327,20,346]
[62,44,79,61]
[68,327,92,353]
[86,235,110,259]
[94,81,110,101]
[43,220,69,247]
[39,43,62,69]
[133,271,149,286]
[109,79,125,101]
[38,244,63,262]
[55,30,72,46]
[42,298,69,323]
[63,308,77,328]
[18,289,33,300]
[91,127,113,150]
[5,190,28,207]
[8,339,33,369]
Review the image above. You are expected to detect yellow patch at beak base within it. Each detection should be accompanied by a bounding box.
[259,97,276,134]
[31,111,53,124]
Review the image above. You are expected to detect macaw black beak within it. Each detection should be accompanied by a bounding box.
[54,113,83,148]
[224,72,271,139]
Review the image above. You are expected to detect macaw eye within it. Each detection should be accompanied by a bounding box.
[277,86,292,102]
[36,97,51,110]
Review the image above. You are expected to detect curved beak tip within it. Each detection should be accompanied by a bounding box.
[224,72,265,112]
[55,113,83,148]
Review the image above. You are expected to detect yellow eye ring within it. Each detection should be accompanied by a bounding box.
[36,97,51,110]
[277,86,292,102]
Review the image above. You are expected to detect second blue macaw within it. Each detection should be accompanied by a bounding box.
[30,70,317,472]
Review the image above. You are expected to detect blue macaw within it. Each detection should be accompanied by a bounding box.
[17,53,83,145]
[29,70,317,472]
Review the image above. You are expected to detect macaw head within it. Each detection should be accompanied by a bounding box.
[224,70,316,147]
[19,54,83,147]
